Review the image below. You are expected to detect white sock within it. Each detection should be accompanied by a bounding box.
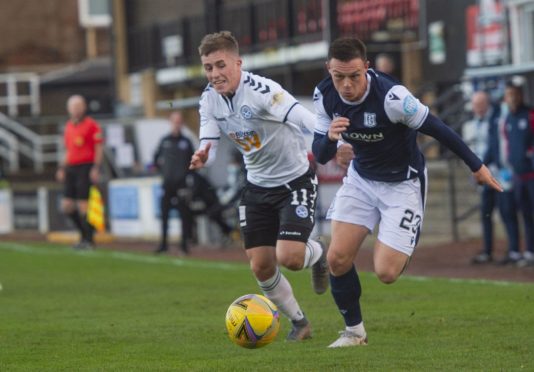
[302,239,323,268]
[346,322,366,337]
[257,267,305,322]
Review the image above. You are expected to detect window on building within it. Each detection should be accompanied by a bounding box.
[78,0,111,28]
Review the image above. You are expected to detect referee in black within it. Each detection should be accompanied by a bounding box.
[153,111,195,254]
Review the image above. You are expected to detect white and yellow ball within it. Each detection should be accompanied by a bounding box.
[225,294,280,349]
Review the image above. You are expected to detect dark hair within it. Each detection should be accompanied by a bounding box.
[198,31,239,57]
[505,81,523,93]
[328,37,367,62]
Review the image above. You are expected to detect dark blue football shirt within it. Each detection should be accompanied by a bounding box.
[313,69,430,182]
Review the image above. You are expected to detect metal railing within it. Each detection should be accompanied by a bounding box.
[0,112,61,173]
[0,126,19,172]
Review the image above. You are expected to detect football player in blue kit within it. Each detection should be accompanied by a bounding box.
[190,31,330,341]
[312,37,503,348]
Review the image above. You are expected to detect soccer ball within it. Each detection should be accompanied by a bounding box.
[225,294,280,349]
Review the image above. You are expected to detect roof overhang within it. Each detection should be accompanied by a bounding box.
[464,61,534,78]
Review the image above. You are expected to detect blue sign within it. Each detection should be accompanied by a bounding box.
[109,186,139,219]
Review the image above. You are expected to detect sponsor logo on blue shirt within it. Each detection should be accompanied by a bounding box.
[403,95,418,116]
[342,132,384,142]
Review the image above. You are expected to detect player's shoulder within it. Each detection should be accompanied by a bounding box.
[201,83,214,96]
[313,76,338,109]
[242,71,281,96]
[376,73,428,126]
[314,76,335,96]
[370,70,415,110]
[369,69,399,97]
[200,83,216,104]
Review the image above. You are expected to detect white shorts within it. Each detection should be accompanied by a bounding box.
[327,166,428,256]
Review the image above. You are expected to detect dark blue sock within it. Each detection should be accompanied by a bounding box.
[330,265,362,326]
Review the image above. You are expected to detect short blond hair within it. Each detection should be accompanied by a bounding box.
[198,31,239,57]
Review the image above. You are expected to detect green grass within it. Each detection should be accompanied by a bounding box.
[0,241,533,371]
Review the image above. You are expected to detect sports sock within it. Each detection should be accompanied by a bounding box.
[302,239,323,268]
[80,214,94,243]
[67,211,84,238]
[346,322,366,337]
[330,265,363,326]
[257,267,305,322]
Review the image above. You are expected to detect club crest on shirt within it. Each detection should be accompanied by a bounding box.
[363,112,377,128]
[295,205,309,218]
[240,105,253,120]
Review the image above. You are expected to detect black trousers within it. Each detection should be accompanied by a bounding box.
[160,182,194,253]
[191,173,233,235]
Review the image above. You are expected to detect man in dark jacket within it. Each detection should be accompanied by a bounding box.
[500,83,534,266]
[153,111,195,254]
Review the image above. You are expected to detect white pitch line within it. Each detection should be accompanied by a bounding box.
[0,242,247,271]
[400,274,533,287]
[0,242,532,287]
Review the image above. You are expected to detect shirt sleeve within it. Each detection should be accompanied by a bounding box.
[285,103,316,134]
[91,119,104,144]
[418,113,482,172]
[384,85,429,129]
[311,86,338,164]
[256,77,299,123]
[198,90,221,167]
[312,87,332,136]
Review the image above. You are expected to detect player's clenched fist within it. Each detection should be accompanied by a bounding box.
[189,142,212,170]
[336,143,355,169]
[328,117,350,141]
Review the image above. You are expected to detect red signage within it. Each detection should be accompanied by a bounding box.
[337,0,420,42]
[466,0,506,66]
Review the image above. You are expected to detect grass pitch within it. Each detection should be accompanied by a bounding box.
[0,241,533,371]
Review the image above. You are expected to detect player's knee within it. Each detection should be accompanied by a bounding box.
[375,269,400,284]
[250,261,276,281]
[327,249,352,276]
[276,253,302,271]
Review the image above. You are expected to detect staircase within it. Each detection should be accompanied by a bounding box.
[422,159,509,245]
[0,73,61,174]
[0,112,61,174]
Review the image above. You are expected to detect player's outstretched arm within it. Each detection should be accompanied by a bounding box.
[189,142,211,170]
[418,114,495,181]
[473,164,503,192]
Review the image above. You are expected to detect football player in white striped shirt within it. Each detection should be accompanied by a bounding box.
[190,31,328,341]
